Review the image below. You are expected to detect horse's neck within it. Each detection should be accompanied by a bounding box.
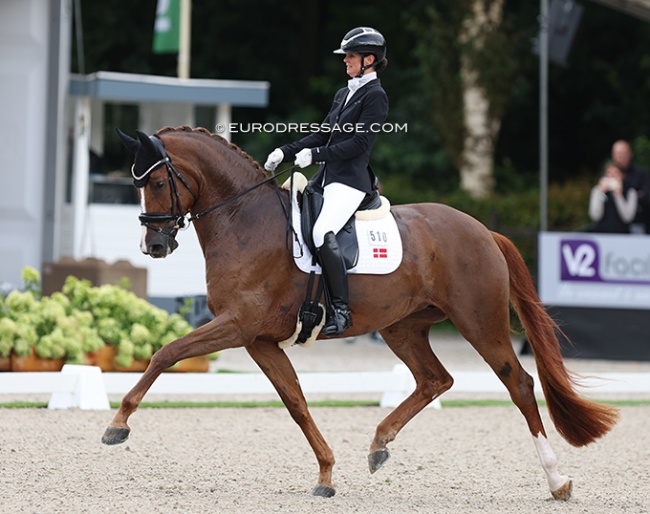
[191,160,287,257]
[205,152,264,198]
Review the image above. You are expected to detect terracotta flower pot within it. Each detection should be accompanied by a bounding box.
[87,345,149,372]
[11,349,65,372]
[86,345,116,372]
[165,355,210,373]
[0,355,11,371]
[114,356,150,372]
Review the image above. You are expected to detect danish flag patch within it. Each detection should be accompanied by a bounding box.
[373,248,388,259]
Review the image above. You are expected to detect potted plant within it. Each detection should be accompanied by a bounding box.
[1,267,213,372]
[0,317,15,371]
[61,275,199,371]
[0,284,56,371]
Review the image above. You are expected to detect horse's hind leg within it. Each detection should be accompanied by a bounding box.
[245,341,336,498]
[368,313,454,473]
[451,308,572,500]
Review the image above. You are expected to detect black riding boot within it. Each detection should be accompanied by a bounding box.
[318,231,352,336]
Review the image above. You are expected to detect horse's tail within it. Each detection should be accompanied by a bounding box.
[491,231,619,447]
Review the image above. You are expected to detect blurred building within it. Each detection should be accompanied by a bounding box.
[0,0,268,308]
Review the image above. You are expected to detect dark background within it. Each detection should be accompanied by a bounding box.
[73,0,650,199]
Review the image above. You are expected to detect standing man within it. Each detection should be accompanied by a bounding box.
[611,140,650,234]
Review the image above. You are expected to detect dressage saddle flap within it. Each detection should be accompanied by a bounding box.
[299,180,359,270]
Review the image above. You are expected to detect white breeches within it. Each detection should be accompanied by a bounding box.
[312,182,366,248]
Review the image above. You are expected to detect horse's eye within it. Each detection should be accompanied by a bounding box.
[152,180,166,192]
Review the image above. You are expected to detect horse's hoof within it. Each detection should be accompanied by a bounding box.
[368,448,390,474]
[311,484,336,497]
[551,480,573,501]
[102,426,130,445]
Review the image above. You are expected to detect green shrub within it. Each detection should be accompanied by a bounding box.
[382,177,594,275]
[0,267,197,367]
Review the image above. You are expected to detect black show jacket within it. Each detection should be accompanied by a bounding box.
[279,78,389,194]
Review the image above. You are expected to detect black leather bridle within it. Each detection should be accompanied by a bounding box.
[133,135,294,237]
[132,136,197,235]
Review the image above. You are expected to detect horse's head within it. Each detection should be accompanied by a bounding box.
[117,128,198,258]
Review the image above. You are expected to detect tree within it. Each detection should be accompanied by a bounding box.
[407,1,518,199]
[459,0,505,198]
[74,0,650,198]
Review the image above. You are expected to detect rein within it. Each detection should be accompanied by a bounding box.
[188,165,295,223]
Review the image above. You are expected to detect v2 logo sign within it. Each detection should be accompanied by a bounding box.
[562,243,596,277]
[560,240,601,282]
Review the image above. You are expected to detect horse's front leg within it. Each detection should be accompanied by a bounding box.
[245,341,336,498]
[102,315,251,445]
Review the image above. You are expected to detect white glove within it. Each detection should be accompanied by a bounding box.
[264,148,284,172]
[295,148,313,168]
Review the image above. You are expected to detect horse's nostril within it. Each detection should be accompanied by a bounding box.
[148,244,167,258]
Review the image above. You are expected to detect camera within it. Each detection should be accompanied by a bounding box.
[604,177,620,191]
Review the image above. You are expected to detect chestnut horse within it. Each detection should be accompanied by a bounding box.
[103,126,618,500]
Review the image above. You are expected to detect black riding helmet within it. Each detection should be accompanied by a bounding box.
[333,27,387,77]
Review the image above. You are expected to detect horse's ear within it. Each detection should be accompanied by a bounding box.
[135,130,161,155]
[115,128,140,155]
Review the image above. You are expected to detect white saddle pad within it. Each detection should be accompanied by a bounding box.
[282,173,403,275]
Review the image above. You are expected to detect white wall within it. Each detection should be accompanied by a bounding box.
[60,204,207,297]
[0,0,69,290]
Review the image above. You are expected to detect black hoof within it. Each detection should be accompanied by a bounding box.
[102,426,131,445]
[368,448,390,474]
[311,484,336,497]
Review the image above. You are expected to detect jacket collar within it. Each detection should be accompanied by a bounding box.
[340,77,380,112]
[347,71,377,95]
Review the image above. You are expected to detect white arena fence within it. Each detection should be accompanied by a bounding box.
[0,364,648,410]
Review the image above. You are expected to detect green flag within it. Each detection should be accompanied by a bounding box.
[153,0,180,54]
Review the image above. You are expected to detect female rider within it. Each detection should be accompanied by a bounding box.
[265,26,389,337]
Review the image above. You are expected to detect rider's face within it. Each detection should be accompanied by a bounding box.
[344,53,363,78]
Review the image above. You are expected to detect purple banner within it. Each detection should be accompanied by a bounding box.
[560,239,602,282]
[560,238,650,286]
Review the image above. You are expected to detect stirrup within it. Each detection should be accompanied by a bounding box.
[321,308,352,337]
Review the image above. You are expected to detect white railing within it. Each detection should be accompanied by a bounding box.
[0,364,648,410]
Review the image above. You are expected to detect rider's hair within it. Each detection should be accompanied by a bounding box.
[374,56,388,73]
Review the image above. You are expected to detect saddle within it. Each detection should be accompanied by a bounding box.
[298,178,383,269]
[278,172,389,349]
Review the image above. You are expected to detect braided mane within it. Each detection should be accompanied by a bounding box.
[156,125,269,177]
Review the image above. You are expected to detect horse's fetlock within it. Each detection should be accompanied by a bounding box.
[440,374,454,393]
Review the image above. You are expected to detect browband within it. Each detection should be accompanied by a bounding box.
[131,157,169,183]
[131,135,170,188]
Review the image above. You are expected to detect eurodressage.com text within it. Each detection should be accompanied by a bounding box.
[215,122,408,135]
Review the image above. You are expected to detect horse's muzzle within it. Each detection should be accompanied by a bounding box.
[144,233,179,258]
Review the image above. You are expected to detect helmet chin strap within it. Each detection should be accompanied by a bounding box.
[356,54,374,78]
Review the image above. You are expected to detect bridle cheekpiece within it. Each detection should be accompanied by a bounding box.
[132,132,295,247]
[132,135,196,234]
